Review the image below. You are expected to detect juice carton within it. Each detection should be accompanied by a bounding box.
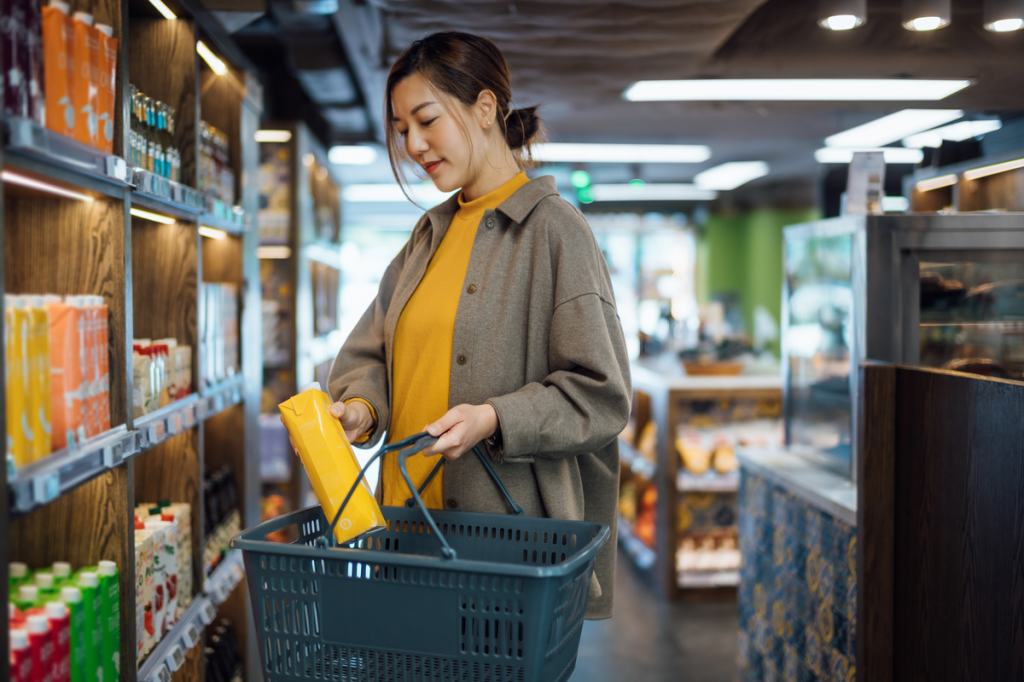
[7,297,32,467]
[59,587,84,682]
[10,627,32,682]
[14,585,40,612]
[173,346,192,399]
[41,0,75,137]
[279,382,385,544]
[132,348,153,418]
[70,12,99,148]
[94,25,115,152]
[76,297,99,439]
[26,613,53,682]
[145,518,179,635]
[45,601,69,682]
[47,298,85,450]
[2,0,30,117]
[95,561,119,682]
[94,299,110,432]
[75,571,100,682]
[10,562,31,591]
[51,562,72,587]
[133,525,155,660]
[161,503,193,614]
[35,572,59,602]
[26,297,52,461]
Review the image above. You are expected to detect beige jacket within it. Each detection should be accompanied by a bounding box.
[328,175,631,620]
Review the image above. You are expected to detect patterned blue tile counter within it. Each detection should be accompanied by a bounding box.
[738,450,857,682]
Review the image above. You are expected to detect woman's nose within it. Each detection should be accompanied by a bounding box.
[407,128,429,155]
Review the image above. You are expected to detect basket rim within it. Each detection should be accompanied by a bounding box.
[231,506,610,580]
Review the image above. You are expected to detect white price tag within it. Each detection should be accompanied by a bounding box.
[184,406,196,427]
[33,473,60,504]
[146,663,171,682]
[147,424,159,445]
[196,401,208,420]
[165,644,185,672]
[199,600,217,625]
[167,412,182,435]
[231,387,241,405]
[214,394,225,413]
[181,622,201,649]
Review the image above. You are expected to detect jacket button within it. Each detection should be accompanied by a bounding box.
[447,499,458,509]
[466,284,476,294]
[486,218,495,228]
[456,354,467,365]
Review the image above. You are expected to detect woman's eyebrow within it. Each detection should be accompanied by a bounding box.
[394,101,437,123]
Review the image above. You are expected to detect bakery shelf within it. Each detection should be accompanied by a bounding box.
[617,515,657,570]
[677,570,740,589]
[677,470,740,492]
[619,437,657,480]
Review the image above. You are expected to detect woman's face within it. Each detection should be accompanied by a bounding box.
[392,73,481,193]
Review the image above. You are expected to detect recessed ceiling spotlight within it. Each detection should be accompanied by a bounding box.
[903,0,950,30]
[984,0,1024,31]
[819,0,866,30]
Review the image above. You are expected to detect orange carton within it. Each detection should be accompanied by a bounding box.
[42,0,75,137]
[47,298,86,449]
[6,298,31,467]
[71,12,99,148]
[279,382,385,544]
[94,24,115,152]
[26,297,52,462]
[95,298,110,432]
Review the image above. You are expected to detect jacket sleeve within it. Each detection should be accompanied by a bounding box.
[485,204,632,462]
[327,224,421,448]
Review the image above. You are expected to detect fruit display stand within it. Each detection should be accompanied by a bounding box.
[2,2,262,678]
[619,359,782,600]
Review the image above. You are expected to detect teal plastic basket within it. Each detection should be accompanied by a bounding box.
[232,434,610,682]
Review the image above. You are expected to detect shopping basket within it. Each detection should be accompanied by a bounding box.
[232,432,611,682]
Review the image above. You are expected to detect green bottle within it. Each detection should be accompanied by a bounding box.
[9,562,30,594]
[77,571,102,682]
[52,561,74,587]
[35,570,61,602]
[13,584,40,611]
[96,561,121,682]
[62,587,86,682]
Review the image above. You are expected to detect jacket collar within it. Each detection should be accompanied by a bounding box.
[423,175,559,232]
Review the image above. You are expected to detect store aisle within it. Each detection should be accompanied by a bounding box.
[572,551,739,682]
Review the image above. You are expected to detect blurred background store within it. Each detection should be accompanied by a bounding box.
[5,0,1024,680]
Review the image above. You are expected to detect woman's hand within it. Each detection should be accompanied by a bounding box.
[282,400,374,455]
[423,403,498,460]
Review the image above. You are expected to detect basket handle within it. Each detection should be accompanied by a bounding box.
[405,447,524,517]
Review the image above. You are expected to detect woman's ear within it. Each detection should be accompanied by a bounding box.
[475,89,499,129]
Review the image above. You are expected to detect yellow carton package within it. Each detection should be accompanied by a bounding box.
[279,382,385,544]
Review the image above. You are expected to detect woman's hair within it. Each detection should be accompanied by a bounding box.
[384,31,544,190]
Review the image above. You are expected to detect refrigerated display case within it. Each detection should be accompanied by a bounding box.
[782,213,1024,479]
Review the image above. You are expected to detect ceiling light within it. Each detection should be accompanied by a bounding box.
[815,148,925,164]
[328,146,378,165]
[197,41,227,75]
[694,162,770,190]
[589,184,718,201]
[825,110,963,148]
[255,130,291,143]
[903,0,950,30]
[881,196,910,212]
[130,208,175,224]
[623,79,971,102]
[302,153,315,167]
[902,119,1002,148]
[256,246,292,259]
[1,170,93,201]
[147,0,176,19]
[532,143,711,164]
[819,0,865,29]
[199,226,227,239]
[963,157,1024,181]
[915,174,958,192]
[985,0,1024,30]
[343,183,456,205]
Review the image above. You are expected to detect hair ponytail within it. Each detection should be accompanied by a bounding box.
[501,105,542,155]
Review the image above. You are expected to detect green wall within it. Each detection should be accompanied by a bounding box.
[696,208,821,353]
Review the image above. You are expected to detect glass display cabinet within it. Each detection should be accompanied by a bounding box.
[782,213,1024,479]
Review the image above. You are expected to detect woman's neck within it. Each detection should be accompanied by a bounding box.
[460,145,522,202]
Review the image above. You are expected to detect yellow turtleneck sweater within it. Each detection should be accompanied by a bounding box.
[378,171,530,509]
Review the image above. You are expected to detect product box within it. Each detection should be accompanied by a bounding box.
[134,528,155,660]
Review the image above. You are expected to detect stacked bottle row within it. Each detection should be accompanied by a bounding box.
[203,468,240,577]
[199,122,235,206]
[2,0,118,151]
[5,295,111,472]
[8,559,120,682]
[204,620,243,682]
[129,85,181,182]
[134,502,193,666]
[132,339,192,417]
[202,284,240,387]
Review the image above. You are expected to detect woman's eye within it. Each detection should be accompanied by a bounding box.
[423,117,438,127]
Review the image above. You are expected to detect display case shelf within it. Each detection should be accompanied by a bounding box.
[199,212,246,235]
[619,438,656,480]
[677,570,739,589]
[617,515,656,570]
[677,470,740,492]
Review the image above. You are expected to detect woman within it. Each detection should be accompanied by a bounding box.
[326,31,631,620]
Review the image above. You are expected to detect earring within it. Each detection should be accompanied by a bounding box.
[486,121,492,126]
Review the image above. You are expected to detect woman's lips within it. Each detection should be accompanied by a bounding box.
[423,160,443,175]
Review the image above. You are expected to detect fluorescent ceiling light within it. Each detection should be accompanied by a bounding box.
[130,208,175,224]
[915,174,957,192]
[329,146,378,165]
[589,183,718,201]
[903,119,1002,148]
[826,110,963,148]
[986,18,1024,31]
[1,170,93,201]
[531,143,711,164]
[257,246,292,259]
[147,0,176,19]
[199,226,227,240]
[343,183,456,205]
[623,79,971,102]
[881,196,910,212]
[815,147,925,164]
[963,157,1024,181]
[197,41,227,76]
[694,161,769,191]
[255,130,291,143]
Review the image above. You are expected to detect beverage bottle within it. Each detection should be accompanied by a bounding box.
[95,561,119,682]
[75,572,100,682]
[44,602,69,682]
[10,628,32,682]
[26,614,53,682]
[51,563,72,587]
[10,562,31,591]
[59,587,84,682]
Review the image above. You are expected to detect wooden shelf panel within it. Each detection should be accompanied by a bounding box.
[202,231,243,285]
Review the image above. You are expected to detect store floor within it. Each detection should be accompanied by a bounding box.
[571,550,739,682]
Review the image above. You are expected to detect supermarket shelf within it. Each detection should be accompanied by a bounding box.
[135,395,203,451]
[677,570,739,589]
[619,438,656,480]
[3,116,129,199]
[200,374,245,405]
[307,330,344,367]
[7,425,137,516]
[677,470,740,492]
[617,515,656,570]
[131,169,206,217]
[199,212,246,235]
[139,549,245,682]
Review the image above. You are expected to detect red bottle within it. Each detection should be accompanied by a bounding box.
[10,628,32,682]
[26,614,53,682]
[45,602,69,682]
